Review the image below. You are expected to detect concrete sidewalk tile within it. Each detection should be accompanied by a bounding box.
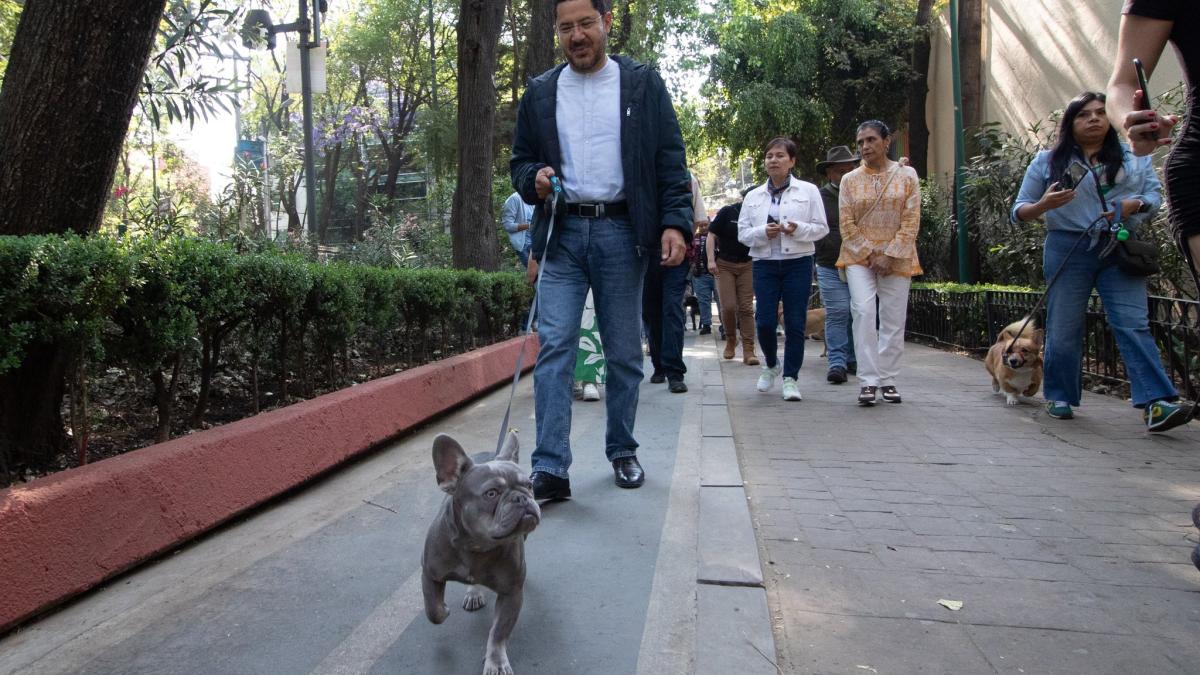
[700,384,727,406]
[1002,558,1091,582]
[965,625,1196,674]
[781,611,993,675]
[694,585,778,675]
[701,369,724,387]
[701,406,732,438]
[933,550,1018,578]
[698,487,764,586]
[699,435,742,487]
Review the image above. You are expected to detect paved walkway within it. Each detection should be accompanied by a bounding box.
[721,338,1200,674]
[1,328,1198,674]
[0,330,774,675]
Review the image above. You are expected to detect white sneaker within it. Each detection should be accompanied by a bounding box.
[582,383,600,401]
[757,365,781,392]
[781,377,802,401]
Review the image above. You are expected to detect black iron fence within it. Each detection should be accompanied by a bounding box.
[907,287,1199,400]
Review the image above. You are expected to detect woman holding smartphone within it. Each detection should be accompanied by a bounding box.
[737,137,828,401]
[1012,91,1193,432]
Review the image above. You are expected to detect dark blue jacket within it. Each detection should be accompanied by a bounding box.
[510,55,692,259]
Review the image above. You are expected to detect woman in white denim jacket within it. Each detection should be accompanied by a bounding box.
[737,137,829,401]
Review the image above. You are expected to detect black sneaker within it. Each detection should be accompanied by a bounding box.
[826,366,847,384]
[649,370,666,384]
[718,326,727,340]
[847,362,858,375]
[699,325,712,335]
[668,377,688,393]
[530,471,571,501]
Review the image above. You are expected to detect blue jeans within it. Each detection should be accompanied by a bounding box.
[816,265,855,369]
[692,273,715,327]
[753,256,814,379]
[532,216,648,478]
[1042,230,1178,408]
[643,259,689,378]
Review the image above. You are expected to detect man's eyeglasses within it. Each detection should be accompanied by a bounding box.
[557,16,600,37]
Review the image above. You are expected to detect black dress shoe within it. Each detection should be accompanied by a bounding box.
[649,370,666,384]
[530,471,571,501]
[827,366,847,384]
[612,457,645,488]
[668,377,688,393]
[699,325,712,335]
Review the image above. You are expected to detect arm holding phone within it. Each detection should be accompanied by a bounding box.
[1106,14,1178,156]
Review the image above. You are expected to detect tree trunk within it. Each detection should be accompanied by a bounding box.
[907,0,934,178]
[0,343,69,471]
[450,0,505,271]
[0,0,166,470]
[0,0,166,235]
[523,0,556,81]
[959,0,984,141]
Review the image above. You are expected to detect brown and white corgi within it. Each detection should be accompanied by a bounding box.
[985,318,1044,406]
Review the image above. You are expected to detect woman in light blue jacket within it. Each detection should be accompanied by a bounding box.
[738,137,829,401]
[1012,91,1193,432]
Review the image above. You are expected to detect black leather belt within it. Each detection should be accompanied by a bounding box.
[565,201,629,218]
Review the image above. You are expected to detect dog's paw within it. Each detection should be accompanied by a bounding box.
[463,586,487,612]
[428,603,449,625]
[1005,393,1019,406]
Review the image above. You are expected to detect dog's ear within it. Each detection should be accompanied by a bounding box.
[1033,328,1045,346]
[496,430,519,463]
[433,434,473,494]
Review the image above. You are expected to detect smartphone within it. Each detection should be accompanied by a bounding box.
[1133,58,1152,110]
[1059,162,1088,191]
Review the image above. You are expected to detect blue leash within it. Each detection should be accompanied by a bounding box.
[496,177,561,455]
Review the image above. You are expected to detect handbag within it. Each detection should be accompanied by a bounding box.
[1113,233,1161,277]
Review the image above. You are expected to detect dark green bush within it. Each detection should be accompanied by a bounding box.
[0,234,533,454]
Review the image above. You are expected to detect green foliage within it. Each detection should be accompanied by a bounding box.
[0,235,132,372]
[0,233,531,381]
[0,0,19,86]
[140,0,240,129]
[916,178,955,282]
[703,0,921,174]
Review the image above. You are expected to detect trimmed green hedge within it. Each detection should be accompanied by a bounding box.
[0,234,533,444]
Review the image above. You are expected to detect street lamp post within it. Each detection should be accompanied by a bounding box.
[241,1,325,238]
[950,0,970,283]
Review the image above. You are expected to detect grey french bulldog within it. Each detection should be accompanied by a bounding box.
[422,431,540,675]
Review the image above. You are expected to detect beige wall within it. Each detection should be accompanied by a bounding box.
[926,0,1185,182]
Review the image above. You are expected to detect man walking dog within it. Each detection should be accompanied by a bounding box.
[510,0,691,500]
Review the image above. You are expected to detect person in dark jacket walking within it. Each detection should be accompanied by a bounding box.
[510,0,691,501]
[814,146,860,384]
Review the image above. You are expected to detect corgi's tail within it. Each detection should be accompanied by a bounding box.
[999,317,1037,341]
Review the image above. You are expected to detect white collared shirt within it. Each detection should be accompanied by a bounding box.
[556,57,624,203]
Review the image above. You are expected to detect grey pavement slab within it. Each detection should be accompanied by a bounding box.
[723,339,1200,674]
[697,487,763,586]
[700,436,742,487]
[694,585,778,675]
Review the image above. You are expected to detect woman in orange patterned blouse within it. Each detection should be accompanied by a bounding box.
[835,120,922,406]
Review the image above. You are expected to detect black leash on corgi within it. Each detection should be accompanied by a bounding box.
[1006,163,1113,355]
[496,177,561,455]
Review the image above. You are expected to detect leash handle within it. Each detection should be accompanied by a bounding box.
[495,176,561,455]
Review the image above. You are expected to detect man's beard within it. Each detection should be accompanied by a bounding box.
[566,39,603,71]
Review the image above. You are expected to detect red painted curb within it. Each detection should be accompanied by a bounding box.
[0,335,539,633]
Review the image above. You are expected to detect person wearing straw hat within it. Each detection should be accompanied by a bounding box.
[814,145,860,385]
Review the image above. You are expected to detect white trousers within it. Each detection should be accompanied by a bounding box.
[845,265,912,387]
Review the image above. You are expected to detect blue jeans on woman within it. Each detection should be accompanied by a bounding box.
[532,215,648,479]
[753,256,814,379]
[815,264,855,370]
[1042,230,1178,408]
